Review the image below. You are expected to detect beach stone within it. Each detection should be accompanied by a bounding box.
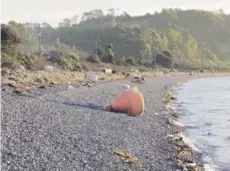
[178,151,193,163]
[38,85,46,89]
[34,78,43,83]
[170,96,177,100]
[2,76,200,171]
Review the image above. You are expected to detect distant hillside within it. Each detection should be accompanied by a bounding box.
[73,9,230,61]
[1,8,230,71]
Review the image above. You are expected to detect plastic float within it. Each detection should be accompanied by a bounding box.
[106,86,145,116]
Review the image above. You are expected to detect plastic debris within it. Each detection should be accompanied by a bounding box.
[91,75,98,82]
[44,65,58,72]
[114,151,132,158]
[120,84,131,89]
[68,85,74,90]
[114,151,142,167]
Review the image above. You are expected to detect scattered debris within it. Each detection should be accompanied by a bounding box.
[7,83,17,88]
[130,69,139,73]
[170,96,177,101]
[177,159,198,170]
[19,65,26,72]
[99,68,112,74]
[131,76,146,84]
[9,77,18,81]
[125,73,131,78]
[50,81,55,85]
[1,68,10,76]
[105,68,112,74]
[82,82,92,87]
[112,70,117,74]
[12,89,24,94]
[99,77,106,80]
[91,75,98,83]
[34,78,43,83]
[177,151,193,163]
[44,65,58,72]
[68,85,74,90]
[114,151,142,166]
[121,84,131,89]
[154,112,159,115]
[38,85,46,89]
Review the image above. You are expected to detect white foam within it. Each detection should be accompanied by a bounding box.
[178,132,201,152]
[172,120,185,127]
[203,164,220,171]
[203,156,220,171]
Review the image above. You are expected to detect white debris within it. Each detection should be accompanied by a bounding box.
[99,68,112,74]
[121,84,131,89]
[44,65,58,72]
[68,85,74,90]
[19,65,26,71]
[105,68,112,74]
[130,69,139,73]
[91,75,98,82]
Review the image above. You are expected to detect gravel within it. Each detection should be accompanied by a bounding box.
[1,76,192,171]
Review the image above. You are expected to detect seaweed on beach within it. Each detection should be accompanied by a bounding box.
[164,81,203,171]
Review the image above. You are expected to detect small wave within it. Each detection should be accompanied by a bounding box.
[203,164,220,171]
[203,156,220,171]
[178,132,201,152]
[174,77,230,170]
[155,111,168,115]
[204,122,212,127]
[200,131,215,137]
[171,120,185,127]
[185,124,199,129]
[225,136,230,141]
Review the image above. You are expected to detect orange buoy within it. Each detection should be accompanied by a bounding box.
[106,88,145,116]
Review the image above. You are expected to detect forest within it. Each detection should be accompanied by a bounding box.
[1,8,230,71]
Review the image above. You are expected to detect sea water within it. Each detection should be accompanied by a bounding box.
[174,77,230,171]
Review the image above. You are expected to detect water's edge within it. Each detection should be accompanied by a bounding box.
[163,79,204,171]
[171,77,230,171]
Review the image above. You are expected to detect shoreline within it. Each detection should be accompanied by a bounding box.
[1,68,230,94]
[163,80,203,170]
[1,74,230,170]
[163,75,230,171]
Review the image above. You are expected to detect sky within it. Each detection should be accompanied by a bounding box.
[1,0,230,27]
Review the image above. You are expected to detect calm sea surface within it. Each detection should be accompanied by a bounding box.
[174,77,230,171]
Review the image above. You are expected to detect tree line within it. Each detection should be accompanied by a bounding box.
[1,8,230,71]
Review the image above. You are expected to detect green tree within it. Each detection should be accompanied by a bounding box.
[103,43,116,63]
[1,24,21,52]
[58,18,71,27]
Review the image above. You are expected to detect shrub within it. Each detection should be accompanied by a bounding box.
[126,57,135,65]
[49,51,82,71]
[82,63,90,71]
[30,55,47,70]
[1,68,10,76]
[1,53,21,69]
[156,52,173,68]
[69,52,80,61]
[1,24,21,52]
[88,55,100,63]
[116,56,127,65]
